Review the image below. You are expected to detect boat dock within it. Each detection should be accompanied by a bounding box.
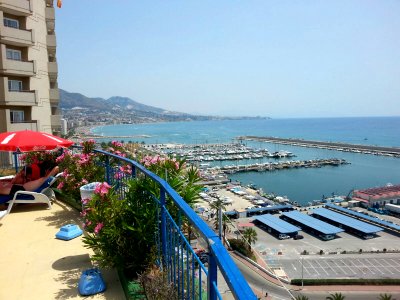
[238,136,400,158]
[150,142,295,162]
[213,158,348,174]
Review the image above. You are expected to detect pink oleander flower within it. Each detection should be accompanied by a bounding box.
[57,181,64,189]
[94,182,111,196]
[81,198,90,205]
[55,151,67,163]
[82,178,88,185]
[111,141,123,147]
[78,154,90,165]
[94,223,104,234]
[114,172,123,180]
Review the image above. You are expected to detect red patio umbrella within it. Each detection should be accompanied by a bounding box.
[0,130,74,152]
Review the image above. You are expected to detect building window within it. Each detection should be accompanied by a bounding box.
[8,80,23,91]
[3,17,19,29]
[6,49,22,61]
[10,110,24,123]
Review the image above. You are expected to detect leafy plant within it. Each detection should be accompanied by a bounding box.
[210,198,227,232]
[56,140,104,199]
[378,294,394,300]
[326,292,346,300]
[82,152,204,277]
[82,179,158,276]
[295,295,309,300]
[228,238,256,260]
[138,265,177,300]
[242,227,258,250]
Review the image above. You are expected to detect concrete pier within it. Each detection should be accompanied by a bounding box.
[238,136,400,158]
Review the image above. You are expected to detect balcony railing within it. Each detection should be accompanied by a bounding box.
[46,34,56,50]
[0,58,35,77]
[0,25,34,47]
[45,6,55,21]
[61,148,257,299]
[48,61,57,79]
[8,120,38,132]
[0,0,32,16]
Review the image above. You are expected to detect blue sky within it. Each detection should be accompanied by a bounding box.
[56,1,400,118]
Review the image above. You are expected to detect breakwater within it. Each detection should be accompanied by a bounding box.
[213,158,348,174]
[238,136,400,158]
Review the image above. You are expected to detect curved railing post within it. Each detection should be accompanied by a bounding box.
[105,155,111,183]
[208,247,218,300]
[91,149,257,299]
[160,186,167,266]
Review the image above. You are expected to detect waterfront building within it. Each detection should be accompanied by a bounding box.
[60,117,67,135]
[0,0,60,135]
[352,184,400,207]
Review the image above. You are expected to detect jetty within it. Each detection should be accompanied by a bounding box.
[238,136,400,158]
[212,158,348,174]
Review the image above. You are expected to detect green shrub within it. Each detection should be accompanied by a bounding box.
[291,278,400,286]
[228,238,256,261]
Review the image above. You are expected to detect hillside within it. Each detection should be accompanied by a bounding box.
[59,89,215,123]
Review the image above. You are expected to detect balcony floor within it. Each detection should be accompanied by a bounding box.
[0,200,125,300]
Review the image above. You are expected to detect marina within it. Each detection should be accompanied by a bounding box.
[238,136,400,158]
[209,158,348,174]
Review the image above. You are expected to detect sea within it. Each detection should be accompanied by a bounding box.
[91,117,400,206]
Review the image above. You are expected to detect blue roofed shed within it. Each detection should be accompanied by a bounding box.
[281,211,344,235]
[254,214,301,234]
[312,208,383,235]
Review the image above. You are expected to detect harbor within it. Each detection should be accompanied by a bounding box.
[208,158,348,174]
[238,136,400,158]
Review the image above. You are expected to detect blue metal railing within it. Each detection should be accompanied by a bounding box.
[93,149,257,300]
[9,149,257,299]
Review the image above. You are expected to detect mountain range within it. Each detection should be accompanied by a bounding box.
[59,89,267,123]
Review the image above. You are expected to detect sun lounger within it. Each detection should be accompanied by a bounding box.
[0,174,60,219]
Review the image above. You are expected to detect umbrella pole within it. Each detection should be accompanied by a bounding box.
[13,152,19,173]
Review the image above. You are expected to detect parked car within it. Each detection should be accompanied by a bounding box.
[294,234,304,240]
[278,234,290,240]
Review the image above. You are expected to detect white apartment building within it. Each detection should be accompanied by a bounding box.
[0,0,60,135]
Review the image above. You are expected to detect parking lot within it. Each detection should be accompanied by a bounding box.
[280,254,400,279]
[233,216,400,280]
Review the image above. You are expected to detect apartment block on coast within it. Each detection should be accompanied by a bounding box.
[0,0,60,135]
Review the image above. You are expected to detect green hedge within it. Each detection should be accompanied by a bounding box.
[228,238,256,261]
[291,278,400,286]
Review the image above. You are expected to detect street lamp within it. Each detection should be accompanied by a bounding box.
[301,257,304,289]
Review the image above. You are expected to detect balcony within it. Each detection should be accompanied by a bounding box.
[45,6,55,21]
[0,147,257,299]
[46,34,56,50]
[0,24,34,47]
[50,114,61,127]
[6,90,36,105]
[7,120,38,131]
[0,199,126,299]
[48,61,57,79]
[0,79,37,106]
[49,88,59,104]
[0,0,32,16]
[0,46,35,76]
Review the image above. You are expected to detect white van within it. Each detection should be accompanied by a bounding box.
[278,234,290,240]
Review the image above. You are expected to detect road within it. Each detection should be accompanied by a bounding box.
[233,256,400,300]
